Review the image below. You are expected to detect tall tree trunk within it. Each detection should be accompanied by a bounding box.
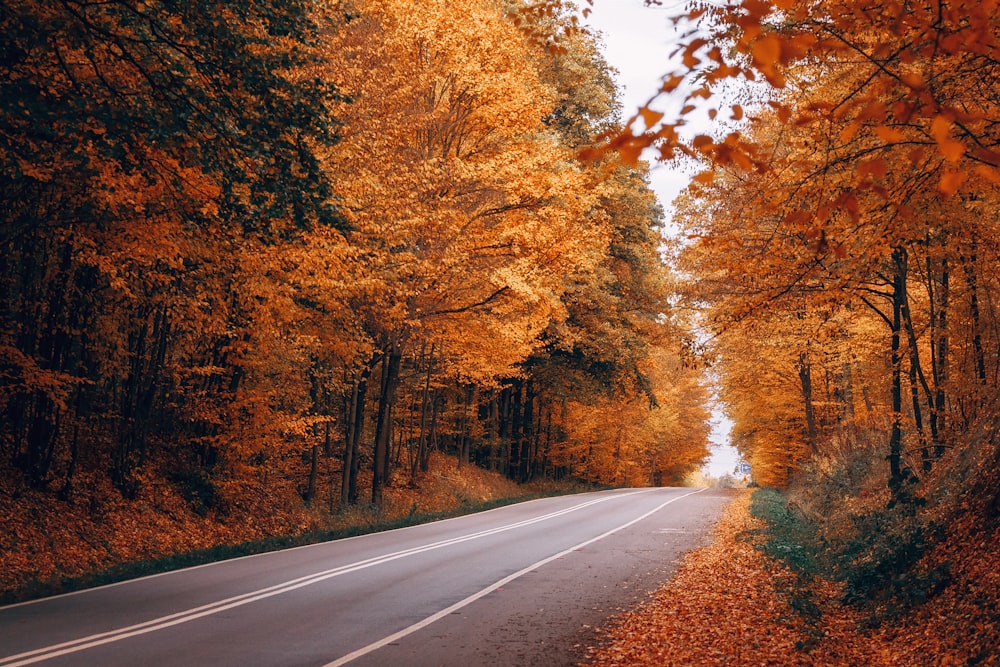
[797,351,817,453]
[412,343,434,480]
[889,247,906,491]
[519,381,534,482]
[426,393,442,472]
[342,362,372,507]
[932,256,948,458]
[305,444,318,505]
[963,243,987,386]
[508,383,523,481]
[372,342,402,507]
[908,345,929,473]
[457,383,475,467]
[498,387,511,477]
[924,239,948,455]
[487,394,499,472]
[901,283,933,471]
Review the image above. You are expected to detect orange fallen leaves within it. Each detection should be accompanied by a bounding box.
[584,491,825,666]
[584,491,1000,667]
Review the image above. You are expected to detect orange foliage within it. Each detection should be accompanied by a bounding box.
[1,0,707,587]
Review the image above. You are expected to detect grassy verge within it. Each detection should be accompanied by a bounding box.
[747,488,825,648]
[749,484,951,629]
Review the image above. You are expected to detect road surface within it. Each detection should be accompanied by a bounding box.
[0,487,734,666]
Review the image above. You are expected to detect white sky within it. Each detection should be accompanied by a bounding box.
[582,0,743,478]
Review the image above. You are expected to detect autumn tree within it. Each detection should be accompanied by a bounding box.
[0,0,344,500]
[641,0,1000,493]
[323,0,617,505]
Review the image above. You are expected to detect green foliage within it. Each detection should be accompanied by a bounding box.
[752,460,953,628]
[836,506,951,618]
[748,488,824,648]
[749,487,820,577]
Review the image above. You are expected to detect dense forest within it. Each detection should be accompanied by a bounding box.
[631,0,1000,493]
[0,0,713,590]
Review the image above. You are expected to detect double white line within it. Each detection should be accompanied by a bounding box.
[1,491,651,666]
[325,487,704,666]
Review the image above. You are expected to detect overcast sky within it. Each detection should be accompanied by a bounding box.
[584,0,692,209]
[583,1,742,479]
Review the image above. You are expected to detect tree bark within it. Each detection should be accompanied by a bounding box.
[797,351,818,453]
[342,362,372,507]
[889,247,906,490]
[412,343,434,480]
[372,342,402,507]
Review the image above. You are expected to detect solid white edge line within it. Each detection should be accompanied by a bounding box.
[0,491,648,667]
[0,490,625,612]
[323,488,707,667]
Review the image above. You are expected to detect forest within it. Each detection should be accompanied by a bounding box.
[642,0,1000,493]
[4,2,1000,649]
[0,0,712,591]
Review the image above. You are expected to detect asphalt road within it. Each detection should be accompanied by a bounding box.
[0,487,734,667]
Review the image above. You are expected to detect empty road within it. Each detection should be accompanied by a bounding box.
[0,487,733,666]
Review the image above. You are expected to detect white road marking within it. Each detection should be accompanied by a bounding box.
[324,488,706,666]
[0,491,649,667]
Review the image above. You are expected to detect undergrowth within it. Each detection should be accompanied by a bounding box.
[749,434,957,631]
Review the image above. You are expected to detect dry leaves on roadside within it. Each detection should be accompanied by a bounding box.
[585,491,809,666]
[583,491,878,667]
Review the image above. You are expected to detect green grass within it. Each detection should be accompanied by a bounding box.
[749,485,951,629]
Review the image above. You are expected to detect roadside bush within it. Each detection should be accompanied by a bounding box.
[834,504,950,619]
[751,476,951,626]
